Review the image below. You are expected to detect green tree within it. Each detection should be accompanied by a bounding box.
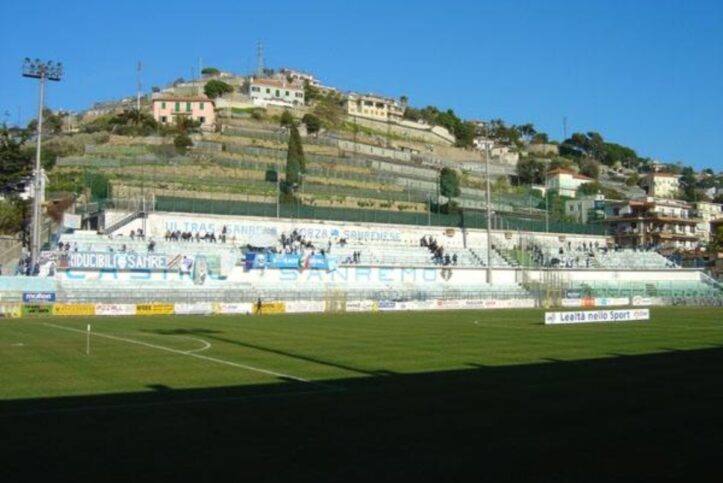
[439,167,461,213]
[0,125,31,186]
[284,124,305,193]
[203,79,234,99]
[707,225,723,253]
[531,132,549,144]
[516,158,544,185]
[579,158,601,179]
[201,67,220,76]
[0,198,27,236]
[279,110,295,128]
[517,123,537,142]
[625,172,640,187]
[679,166,698,201]
[304,80,320,104]
[173,133,193,151]
[27,108,64,135]
[439,167,461,199]
[108,109,158,136]
[302,113,321,134]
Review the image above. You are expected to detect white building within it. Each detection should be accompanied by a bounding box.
[565,194,606,224]
[606,197,698,251]
[345,93,405,121]
[693,201,723,244]
[249,78,305,107]
[279,68,320,87]
[641,172,680,199]
[546,168,594,198]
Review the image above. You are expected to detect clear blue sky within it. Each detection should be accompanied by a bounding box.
[1,0,722,170]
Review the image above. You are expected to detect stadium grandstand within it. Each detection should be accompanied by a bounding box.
[3,207,721,311]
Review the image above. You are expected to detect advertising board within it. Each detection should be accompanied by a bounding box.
[52,304,96,316]
[95,304,137,316]
[213,303,253,315]
[136,304,175,316]
[345,300,378,312]
[22,292,56,303]
[284,301,326,314]
[0,304,22,318]
[22,304,54,316]
[545,308,650,325]
[174,303,214,315]
[253,302,286,315]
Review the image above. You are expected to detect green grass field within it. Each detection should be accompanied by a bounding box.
[2,307,722,482]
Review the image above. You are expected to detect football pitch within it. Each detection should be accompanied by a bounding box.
[2,307,722,482]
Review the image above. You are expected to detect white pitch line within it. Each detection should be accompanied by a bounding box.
[180,337,212,354]
[43,323,321,385]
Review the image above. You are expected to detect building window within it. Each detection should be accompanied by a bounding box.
[175,102,180,112]
[160,116,167,123]
[199,102,204,110]
[186,102,191,112]
[275,89,280,97]
[199,117,206,124]
[285,91,290,97]
[266,88,270,94]
[161,102,166,109]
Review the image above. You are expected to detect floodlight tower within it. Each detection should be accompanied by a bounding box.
[22,58,63,272]
[484,141,493,285]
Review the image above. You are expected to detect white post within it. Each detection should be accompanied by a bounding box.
[30,75,46,272]
[86,324,91,356]
[485,142,492,285]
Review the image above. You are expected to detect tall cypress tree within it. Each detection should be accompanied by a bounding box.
[290,124,306,174]
[285,125,302,191]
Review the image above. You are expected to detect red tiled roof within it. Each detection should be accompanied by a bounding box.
[547,168,593,181]
[251,78,303,89]
[152,96,213,103]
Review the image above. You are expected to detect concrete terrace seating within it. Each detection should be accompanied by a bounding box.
[58,233,241,259]
[0,276,57,302]
[593,250,677,269]
[54,276,531,304]
[571,280,720,298]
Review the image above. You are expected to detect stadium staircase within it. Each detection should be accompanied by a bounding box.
[495,247,521,268]
[102,211,146,235]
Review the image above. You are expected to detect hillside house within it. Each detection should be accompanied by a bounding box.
[545,168,594,198]
[641,172,680,199]
[152,96,215,129]
[345,93,405,122]
[250,78,305,107]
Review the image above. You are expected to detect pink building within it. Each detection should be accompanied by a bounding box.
[151,96,215,129]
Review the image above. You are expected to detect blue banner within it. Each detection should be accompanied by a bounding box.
[23,292,56,303]
[62,252,169,270]
[244,251,335,270]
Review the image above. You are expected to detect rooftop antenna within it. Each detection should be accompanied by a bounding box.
[136,61,142,111]
[257,41,264,78]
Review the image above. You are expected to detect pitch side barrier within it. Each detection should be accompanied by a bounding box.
[2,298,538,318]
[3,295,701,320]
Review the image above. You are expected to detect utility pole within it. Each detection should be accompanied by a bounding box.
[563,116,567,140]
[136,61,142,111]
[545,170,550,233]
[257,41,264,78]
[22,58,63,272]
[485,142,493,285]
